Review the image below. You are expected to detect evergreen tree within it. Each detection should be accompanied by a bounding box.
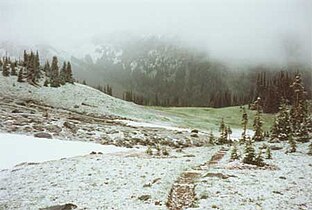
[230,144,239,160]
[288,134,296,153]
[146,146,153,155]
[254,150,265,167]
[10,62,17,76]
[65,61,74,83]
[17,68,24,82]
[59,62,66,85]
[290,74,309,137]
[243,139,256,165]
[270,99,292,142]
[266,146,272,159]
[50,56,60,87]
[241,107,248,143]
[270,118,279,142]
[44,61,51,78]
[253,97,264,141]
[2,60,10,76]
[208,131,215,145]
[296,118,310,143]
[218,118,227,144]
[227,126,232,141]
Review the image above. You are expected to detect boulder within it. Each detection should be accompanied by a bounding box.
[34,132,53,139]
[39,203,77,210]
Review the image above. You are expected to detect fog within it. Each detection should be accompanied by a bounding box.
[1,0,311,64]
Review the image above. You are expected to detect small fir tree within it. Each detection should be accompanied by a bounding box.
[17,68,24,82]
[253,97,264,141]
[241,107,248,143]
[266,147,272,159]
[208,131,215,145]
[288,134,296,153]
[146,146,153,155]
[162,147,169,156]
[2,60,10,76]
[218,118,227,144]
[230,144,239,160]
[227,126,232,141]
[254,150,265,167]
[50,56,60,87]
[243,139,256,165]
[10,62,17,76]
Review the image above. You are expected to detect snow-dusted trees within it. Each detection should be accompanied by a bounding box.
[270,99,292,142]
[218,118,228,144]
[290,74,310,142]
[241,107,248,143]
[50,56,60,87]
[252,97,264,141]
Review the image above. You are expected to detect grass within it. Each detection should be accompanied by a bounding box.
[148,105,274,132]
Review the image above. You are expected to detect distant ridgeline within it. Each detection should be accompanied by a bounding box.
[0,50,74,87]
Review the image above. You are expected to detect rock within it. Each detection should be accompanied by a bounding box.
[74,105,79,108]
[34,132,53,139]
[138,194,151,201]
[270,145,283,150]
[279,176,286,180]
[272,190,283,195]
[191,129,199,133]
[15,101,27,106]
[11,109,22,113]
[39,203,77,210]
[46,125,62,133]
[204,172,236,179]
[63,121,77,133]
[190,133,199,138]
[33,125,45,131]
[154,201,161,206]
[90,151,97,155]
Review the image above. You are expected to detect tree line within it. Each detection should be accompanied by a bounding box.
[0,50,74,87]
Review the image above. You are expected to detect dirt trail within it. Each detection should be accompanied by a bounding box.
[166,147,227,210]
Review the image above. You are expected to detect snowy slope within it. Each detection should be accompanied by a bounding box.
[0,76,177,126]
[0,142,219,210]
[0,133,140,169]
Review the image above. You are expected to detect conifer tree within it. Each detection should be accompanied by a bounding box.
[230,144,239,160]
[218,118,227,144]
[265,146,272,159]
[17,68,24,82]
[227,126,232,141]
[50,56,60,87]
[44,61,51,78]
[270,118,279,142]
[270,99,292,141]
[254,150,265,167]
[290,74,309,138]
[288,133,296,153]
[241,107,248,143]
[253,97,264,141]
[65,61,74,83]
[243,139,256,165]
[146,146,153,155]
[23,50,28,67]
[2,60,10,76]
[10,62,17,76]
[208,131,215,145]
[59,62,66,85]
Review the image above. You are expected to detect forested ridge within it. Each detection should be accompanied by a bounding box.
[72,37,312,112]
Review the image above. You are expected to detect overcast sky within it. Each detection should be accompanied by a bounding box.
[0,0,311,64]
